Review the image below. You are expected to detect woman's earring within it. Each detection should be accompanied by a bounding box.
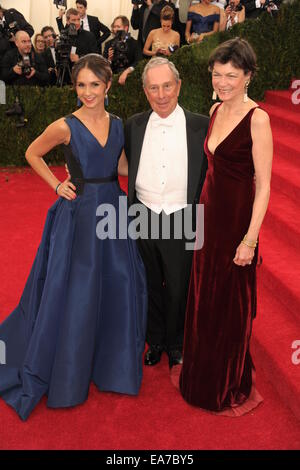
[212,90,217,100]
[244,81,250,103]
[104,93,109,107]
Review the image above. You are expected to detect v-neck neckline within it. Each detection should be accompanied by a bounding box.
[71,113,112,150]
[207,103,259,156]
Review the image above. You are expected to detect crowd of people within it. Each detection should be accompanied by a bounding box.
[0,0,282,88]
[0,0,276,422]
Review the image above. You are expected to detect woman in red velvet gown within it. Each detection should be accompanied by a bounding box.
[179,38,273,416]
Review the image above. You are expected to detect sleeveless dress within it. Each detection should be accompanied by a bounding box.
[0,114,147,421]
[178,104,263,415]
[187,11,220,35]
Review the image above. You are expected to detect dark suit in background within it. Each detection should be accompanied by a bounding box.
[103,36,142,74]
[56,15,110,54]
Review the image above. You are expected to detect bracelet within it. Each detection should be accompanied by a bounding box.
[242,235,257,248]
[55,182,62,194]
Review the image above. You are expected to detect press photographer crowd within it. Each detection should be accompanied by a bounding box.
[0,0,282,89]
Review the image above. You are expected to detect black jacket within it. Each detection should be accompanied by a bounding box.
[3,8,34,37]
[124,108,209,207]
[241,0,281,18]
[1,47,49,86]
[131,1,176,47]
[72,29,99,58]
[56,15,110,53]
[103,36,142,73]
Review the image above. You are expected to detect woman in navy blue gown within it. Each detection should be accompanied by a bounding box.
[0,54,147,421]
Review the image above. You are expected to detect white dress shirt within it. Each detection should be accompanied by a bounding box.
[81,15,90,31]
[136,105,188,215]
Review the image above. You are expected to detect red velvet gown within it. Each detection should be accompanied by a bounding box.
[179,103,263,415]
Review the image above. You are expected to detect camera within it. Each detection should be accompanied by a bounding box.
[168,44,179,54]
[228,1,242,12]
[55,23,77,65]
[53,0,67,8]
[17,55,32,76]
[111,30,131,73]
[5,97,27,128]
[0,10,20,39]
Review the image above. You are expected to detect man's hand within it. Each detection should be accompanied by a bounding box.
[26,68,36,79]
[70,53,79,63]
[108,47,114,62]
[13,64,23,75]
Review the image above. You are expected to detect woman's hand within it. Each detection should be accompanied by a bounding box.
[233,243,255,267]
[57,176,77,201]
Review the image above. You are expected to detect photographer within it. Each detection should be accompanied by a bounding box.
[60,8,98,65]
[240,0,281,18]
[131,0,175,48]
[220,0,245,30]
[0,5,34,62]
[104,16,142,85]
[56,0,110,54]
[41,26,57,85]
[1,30,49,86]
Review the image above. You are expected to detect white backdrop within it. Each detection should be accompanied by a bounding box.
[0,0,135,36]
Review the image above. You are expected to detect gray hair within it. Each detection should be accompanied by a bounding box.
[142,57,180,87]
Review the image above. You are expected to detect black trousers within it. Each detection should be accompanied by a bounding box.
[136,200,194,351]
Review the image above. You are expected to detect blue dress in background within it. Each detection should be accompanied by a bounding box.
[188,11,220,34]
[0,114,147,421]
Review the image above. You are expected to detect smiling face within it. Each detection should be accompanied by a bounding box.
[212,61,251,103]
[76,67,111,109]
[15,31,32,55]
[144,64,181,118]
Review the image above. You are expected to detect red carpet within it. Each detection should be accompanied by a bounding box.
[0,87,300,449]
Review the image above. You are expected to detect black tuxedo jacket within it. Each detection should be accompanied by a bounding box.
[56,15,110,53]
[44,47,55,68]
[131,0,176,46]
[124,108,209,207]
[241,0,281,18]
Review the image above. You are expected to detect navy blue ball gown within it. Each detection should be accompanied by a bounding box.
[0,113,147,421]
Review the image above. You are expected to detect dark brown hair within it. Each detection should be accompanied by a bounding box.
[72,54,112,86]
[208,38,258,77]
[160,6,174,22]
[66,8,80,20]
[111,15,130,29]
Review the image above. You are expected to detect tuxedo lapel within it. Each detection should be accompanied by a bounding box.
[128,110,152,205]
[184,109,207,204]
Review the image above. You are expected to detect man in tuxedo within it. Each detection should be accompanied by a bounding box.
[131,0,175,49]
[104,16,142,86]
[41,26,57,85]
[124,57,208,368]
[1,30,49,86]
[57,0,110,54]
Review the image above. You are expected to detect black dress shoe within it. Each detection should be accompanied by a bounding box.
[168,349,183,368]
[144,344,164,366]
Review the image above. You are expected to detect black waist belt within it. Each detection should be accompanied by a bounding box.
[71,175,118,195]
